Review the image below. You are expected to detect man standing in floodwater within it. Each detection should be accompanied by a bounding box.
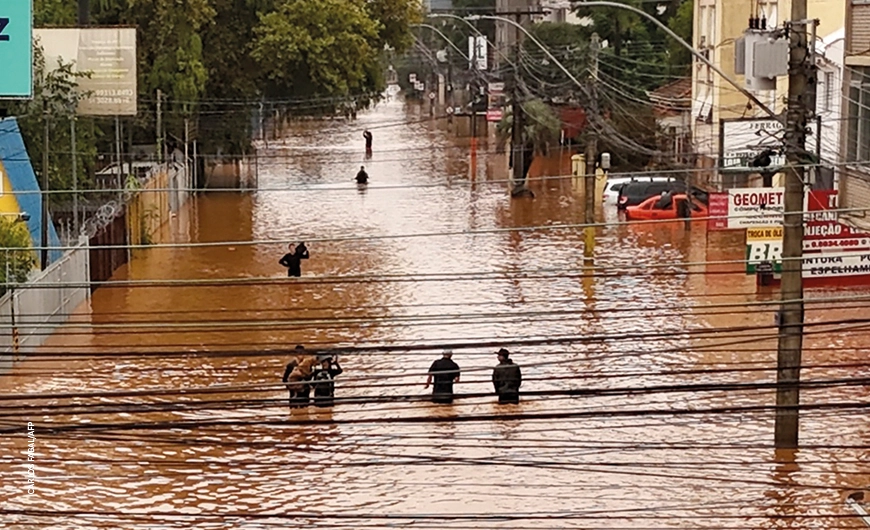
[492,348,522,404]
[363,130,373,152]
[279,242,309,277]
[425,350,460,404]
[355,166,369,184]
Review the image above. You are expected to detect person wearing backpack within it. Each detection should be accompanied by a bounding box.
[311,355,344,408]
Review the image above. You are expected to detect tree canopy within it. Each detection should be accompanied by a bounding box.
[15,0,423,176]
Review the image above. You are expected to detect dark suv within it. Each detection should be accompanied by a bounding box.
[617,179,709,210]
[617,180,686,210]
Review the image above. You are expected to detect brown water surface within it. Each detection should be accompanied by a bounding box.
[2,97,870,529]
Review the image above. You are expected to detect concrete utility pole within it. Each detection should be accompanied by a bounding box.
[77,0,89,26]
[156,89,163,164]
[510,11,525,194]
[41,107,50,270]
[775,0,812,449]
[584,33,600,259]
[71,116,78,237]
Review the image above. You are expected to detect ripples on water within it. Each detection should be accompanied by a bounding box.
[2,97,870,529]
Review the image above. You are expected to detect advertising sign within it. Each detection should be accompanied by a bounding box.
[804,189,870,251]
[720,187,785,229]
[707,192,728,230]
[745,226,783,273]
[743,190,870,283]
[468,35,487,70]
[721,118,819,171]
[486,82,505,122]
[35,27,137,116]
[803,253,870,278]
[0,0,33,97]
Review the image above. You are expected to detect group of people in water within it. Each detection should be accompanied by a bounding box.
[279,130,523,408]
[281,347,523,408]
[277,130,373,277]
[282,345,344,408]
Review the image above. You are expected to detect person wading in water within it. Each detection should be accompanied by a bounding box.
[492,348,522,404]
[425,350,460,404]
[279,242,309,277]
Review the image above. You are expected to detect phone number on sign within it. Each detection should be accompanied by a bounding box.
[804,238,870,250]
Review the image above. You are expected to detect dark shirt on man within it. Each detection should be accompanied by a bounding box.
[493,361,522,404]
[279,245,309,277]
[429,358,460,403]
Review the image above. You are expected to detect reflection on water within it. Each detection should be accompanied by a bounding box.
[1,97,870,529]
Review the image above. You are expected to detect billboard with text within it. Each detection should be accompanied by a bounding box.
[0,0,33,97]
[35,27,137,116]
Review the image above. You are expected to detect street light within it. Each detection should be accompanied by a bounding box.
[428,13,510,69]
[573,0,780,122]
[466,14,586,91]
[412,23,471,62]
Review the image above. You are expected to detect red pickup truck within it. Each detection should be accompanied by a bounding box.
[625,193,708,221]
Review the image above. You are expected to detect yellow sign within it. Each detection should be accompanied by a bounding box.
[746,226,783,241]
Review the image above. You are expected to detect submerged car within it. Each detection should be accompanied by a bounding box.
[625,192,708,221]
[604,176,678,206]
[617,179,687,209]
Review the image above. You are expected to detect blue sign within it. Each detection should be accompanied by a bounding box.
[0,0,33,98]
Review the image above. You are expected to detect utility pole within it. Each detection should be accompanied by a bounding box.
[584,33,600,258]
[470,35,478,151]
[184,116,190,189]
[40,107,49,270]
[510,11,525,195]
[77,0,89,26]
[71,116,78,237]
[775,0,812,449]
[156,89,163,164]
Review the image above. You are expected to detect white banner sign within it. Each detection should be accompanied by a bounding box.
[803,253,870,278]
[726,187,785,228]
[35,27,138,116]
[468,36,487,70]
[721,119,818,170]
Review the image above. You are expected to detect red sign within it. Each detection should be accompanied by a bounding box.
[707,192,729,230]
[486,109,502,122]
[805,190,870,251]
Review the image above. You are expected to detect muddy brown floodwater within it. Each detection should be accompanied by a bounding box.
[2,96,870,529]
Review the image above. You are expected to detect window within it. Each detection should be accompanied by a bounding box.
[757,0,778,27]
[694,0,716,122]
[846,67,870,163]
[824,71,835,112]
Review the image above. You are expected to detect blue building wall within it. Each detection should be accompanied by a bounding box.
[0,117,63,266]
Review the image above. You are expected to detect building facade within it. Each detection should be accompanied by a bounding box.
[493,0,542,72]
[839,1,870,229]
[691,0,846,188]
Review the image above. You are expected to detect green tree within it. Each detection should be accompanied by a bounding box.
[365,0,422,54]
[0,218,37,296]
[496,98,561,182]
[252,0,382,103]
[666,0,694,73]
[33,0,76,26]
[8,42,98,199]
[524,22,590,101]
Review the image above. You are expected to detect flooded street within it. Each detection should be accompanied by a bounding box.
[3,97,870,529]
